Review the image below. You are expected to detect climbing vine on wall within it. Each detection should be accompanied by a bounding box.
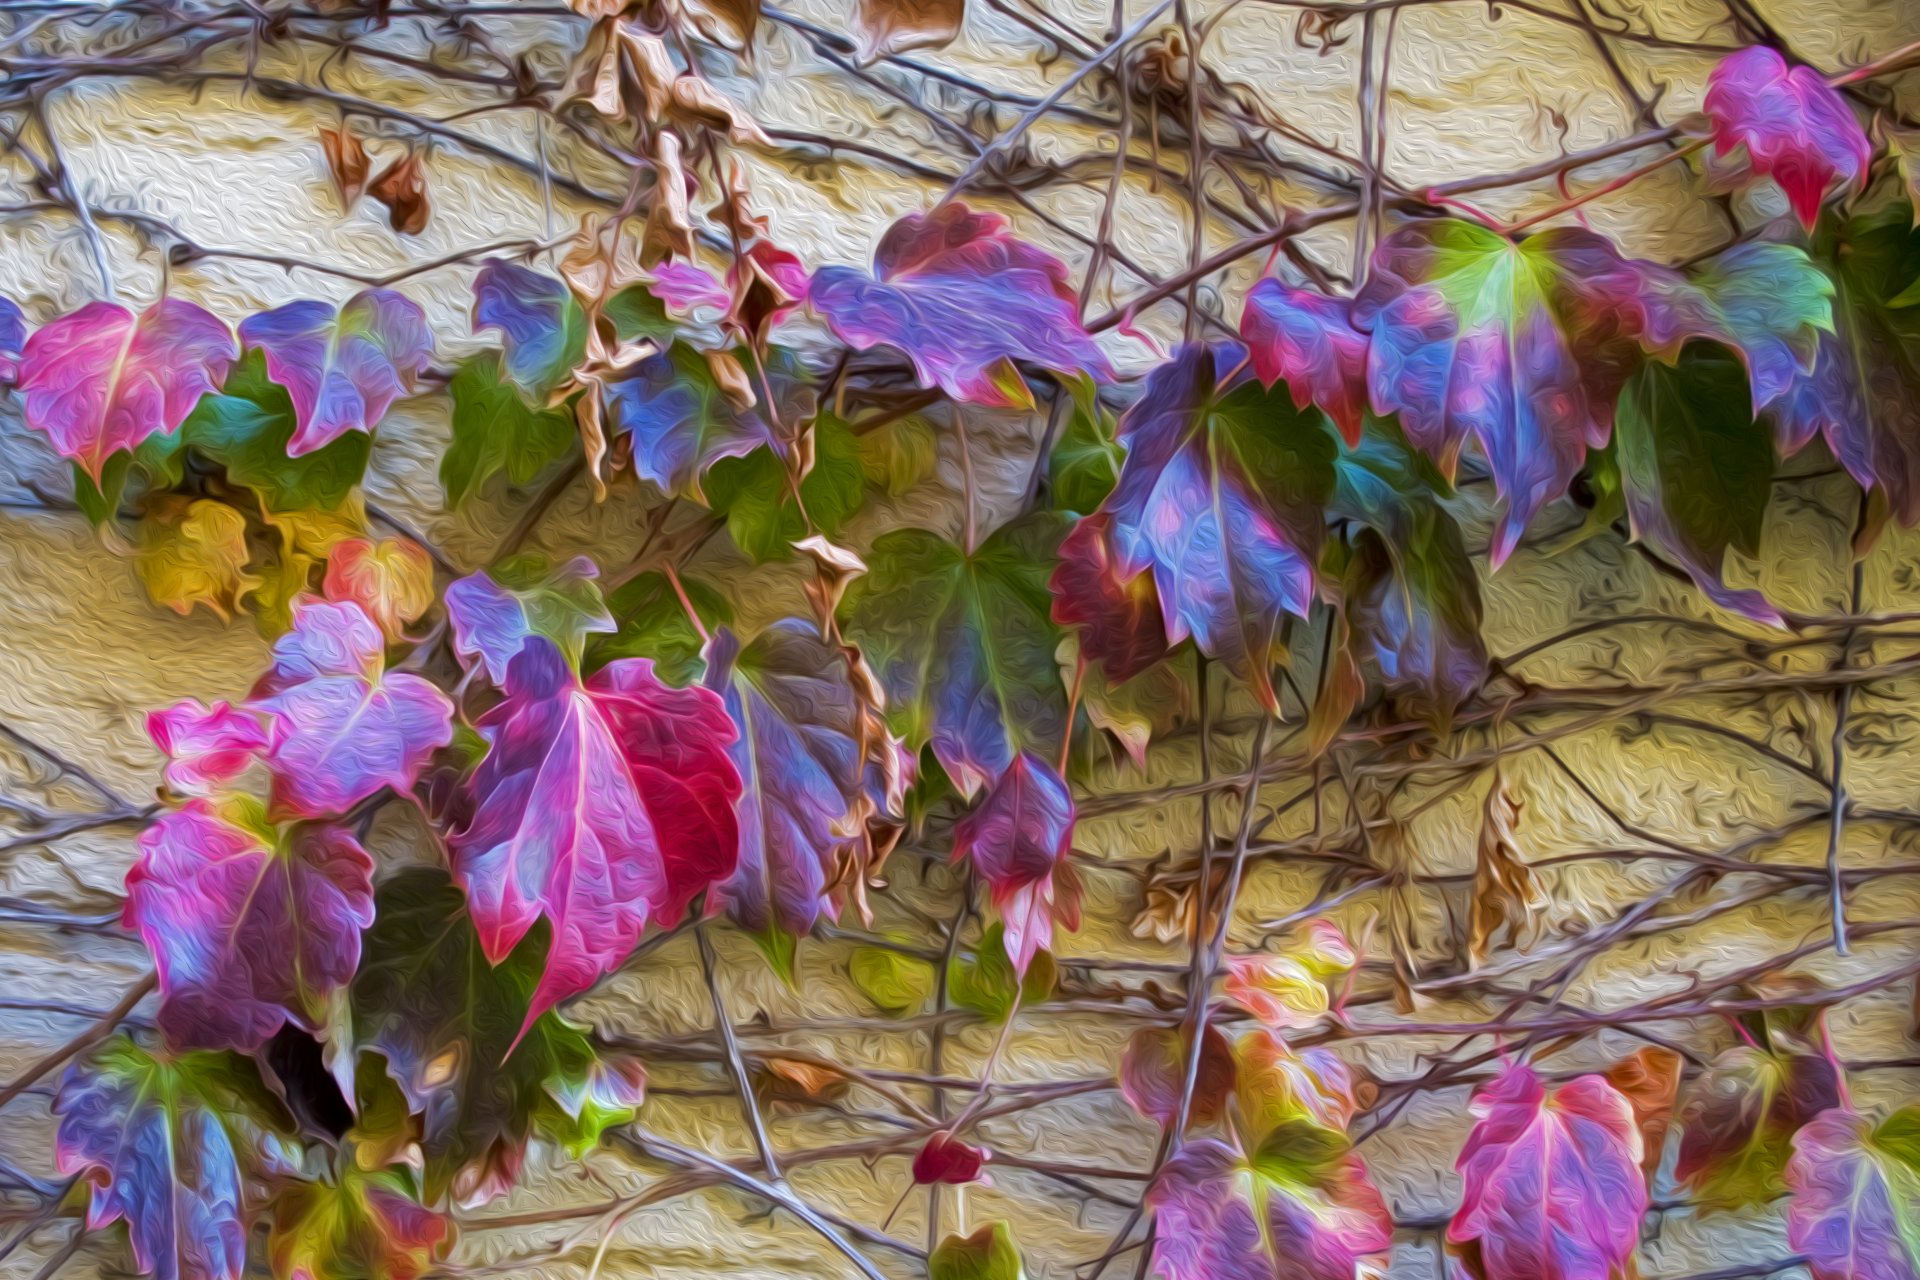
[2,1,1920,1279]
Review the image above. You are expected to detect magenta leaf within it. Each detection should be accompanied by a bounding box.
[147,699,269,796]
[1241,279,1370,445]
[704,621,878,940]
[1099,344,1335,711]
[913,1131,990,1185]
[55,1037,300,1280]
[1785,1106,1920,1280]
[1705,46,1870,230]
[444,555,615,683]
[252,597,454,817]
[1050,511,1169,685]
[19,298,237,481]
[1447,1063,1646,1280]
[451,637,741,1035]
[952,752,1081,975]
[1357,220,1646,565]
[125,797,374,1051]
[472,259,587,399]
[1147,1135,1392,1280]
[237,289,430,456]
[807,202,1112,406]
[0,295,22,383]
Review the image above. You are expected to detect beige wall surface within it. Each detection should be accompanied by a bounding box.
[2,0,1919,1277]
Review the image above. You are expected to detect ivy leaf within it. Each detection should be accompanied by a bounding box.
[179,351,373,512]
[1050,512,1169,685]
[472,259,587,400]
[1120,1023,1236,1130]
[54,1037,300,1280]
[704,621,870,940]
[842,516,1067,798]
[147,698,269,796]
[704,414,865,562]
[1048,390,1124,515]
[444,555,615,683]
[440,353,577,507]
[588,569,732,686]
[1233,1030,1366,1147]
[1634,242,1833,411]
[1241,279,1369,445]
[1446,1064,1646,1280]
[604,343,773,502]
[127,798,374,1052]
[913,1131,988,1185]
[1705,45,1870,230]
[19,298,236,481]
[71,428,186,527]
[952,752,1080,975]
[237,290,431,456]
[848,944,935,1014]
[323,537,435,641]
[134,498,260,621]
[1785,1106,1920,1280]
[1770,205,1920,522]
[948,922,1055,1021]
[1147,1134,1392,1280]
[350,868,633,1206]
[929,1222,1028,1280]
[1357,220,1646,564]
[450,638,741,1035]
[268,1164,451,1280]
[1674,1041,1841,1208]
[853,0,963,60]
[253,597,455,817]
[1101,344,1336,711]
[0,294,23,382]
[808,203,1112,407]
[1615,342,1780,621]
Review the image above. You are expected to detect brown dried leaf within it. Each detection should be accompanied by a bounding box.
[319,127,370,209]
[367,152,429,235]
[1130,854,1228,946]
[1467,774,1549,968]
[752,1056,850,1107]
[1306,619,1363,761]
[852,0,964,61]
[568,0,630,17]
[667,75,770,144]
[643,132,695,267]
[704,348,756,411]
[678,0,760,53]
[1603,1047,1684,1181]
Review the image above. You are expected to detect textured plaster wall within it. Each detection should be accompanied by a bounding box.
[1,0,1919,1277]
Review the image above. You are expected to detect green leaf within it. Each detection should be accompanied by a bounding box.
[1048,388,1123,515]
[586,570,732,686]
[1616,342,1777,620]
[180,350,371,511]
[440,353,576,509]
[855,413,938,496]
[929,1222,1028,1280]
[848,946,935,1016]
[71,429,186,525]
[948,922,1055,1021]
[604,284,680,346]
[704,414,864,562]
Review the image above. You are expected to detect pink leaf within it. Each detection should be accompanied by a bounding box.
[1241,279,1370,446]
[913,1131,989,1185]
[147,699,269,796]
[237,289,431,455]
[125,799,374,1051]
[1447,1063,1646,1280]
[952,752,1081,975]
[252,597,454,818]
[19,299,236,480]
[1705,46,1870,230]
[1785,1106,1920,1280]
[450,638,741,1037]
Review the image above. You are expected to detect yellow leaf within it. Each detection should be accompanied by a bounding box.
[324,536,435,640]
[135,499,260,621]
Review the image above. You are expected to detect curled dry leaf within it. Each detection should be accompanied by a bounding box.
[678,0,759,52]
[319,126,371,209]
[1602,1046,1684,1182]
[368,152,429,236]
[668,75,770,144]
[752,1056,850,1108]
[1467,773,1549,968]
[644,131,696,267]
[853,0,965,62]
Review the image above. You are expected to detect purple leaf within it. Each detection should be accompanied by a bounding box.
[808,202,1112,406]
[146,699,269,796]
[444,556,615,683]
[1120,1023,1235,1129]
[472,259,586,398]
[252,597,454,817]
[705,621,875,939]
[1147,1136,1392,1280]
[451,638,741,1036]
[0,295,22,383]
[1100,344,1335,711]
[1705,46,1870,230]
[125,798,374,1051]
[1241,279,1370,445]
[952,752,1080,975]
[1447,1063,1647,1280]
[1049,512,1169,685]
[237,289,431,456]
[1633,242,1833,410]
[603,344,771,501]
[19,299,236,481]
[1356,220,1646,565]
[1785,1106,1920,1280]
[55,1038,300,1280]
